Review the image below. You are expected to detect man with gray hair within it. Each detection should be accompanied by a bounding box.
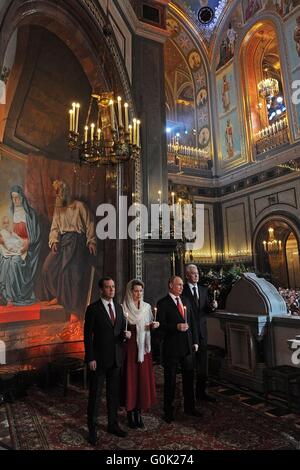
[183,264,217,403]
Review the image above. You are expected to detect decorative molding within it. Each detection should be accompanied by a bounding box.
[254,188,297,218]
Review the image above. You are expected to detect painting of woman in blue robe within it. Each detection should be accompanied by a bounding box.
[0,186,41,306]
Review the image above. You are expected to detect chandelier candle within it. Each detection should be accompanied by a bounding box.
[124,103,129,132]
[75,103,80,133]
[117,96,123,127]
[133,119,137,146]
[109,99,115,130]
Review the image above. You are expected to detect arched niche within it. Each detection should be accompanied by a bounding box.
[239,20,290,157]
[253,214,300,288]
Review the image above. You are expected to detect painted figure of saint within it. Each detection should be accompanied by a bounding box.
[245,0,261,21]
[188,51,201,70]
[226,23,237,57]
[225,119,234,158]
[42,180,96,318]
[0,186,41,305]
[222,75,231,112]
[294,15,300,57]
[218,39,228,68]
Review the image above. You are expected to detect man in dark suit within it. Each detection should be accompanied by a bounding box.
[84,277,131,445]
[183,264,217,403]
[156,276,200,423]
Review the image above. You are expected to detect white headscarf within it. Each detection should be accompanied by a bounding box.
[122,279,153,363]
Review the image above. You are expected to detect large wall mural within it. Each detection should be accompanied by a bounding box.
[216,64,243,162]
[242,0,300,22]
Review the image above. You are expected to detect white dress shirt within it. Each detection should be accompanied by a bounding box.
[188,282,199,299]
[101,297,116,321]
[169,292,184,309]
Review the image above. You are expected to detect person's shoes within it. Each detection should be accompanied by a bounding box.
[107,426,127,438]
[134,409,144,429]
[197,392,216,403]
[127,411,138,429]
[87,426,98,446]
[184,409,203,417]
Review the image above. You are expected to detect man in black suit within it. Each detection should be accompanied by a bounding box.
[156,276,200,423]
[84,277,131,445]
[183,264,217,403]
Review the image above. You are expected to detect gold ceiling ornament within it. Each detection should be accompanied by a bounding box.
[67,92,141,166]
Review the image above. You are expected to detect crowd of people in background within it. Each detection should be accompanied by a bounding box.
[278,287,300,316]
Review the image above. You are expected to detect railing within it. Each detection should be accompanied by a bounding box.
[255,117,289,155]
[167,150,212,171]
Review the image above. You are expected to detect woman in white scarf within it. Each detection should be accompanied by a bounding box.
[122,279,159,429]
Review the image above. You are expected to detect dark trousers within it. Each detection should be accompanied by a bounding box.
[163,357,195,415]
[195,340,208,396]
[87,366,120,430]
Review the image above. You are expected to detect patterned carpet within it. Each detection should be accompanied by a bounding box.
[1,366,300,450]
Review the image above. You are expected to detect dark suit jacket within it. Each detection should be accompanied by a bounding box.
[156,294,198,363]
[182,284,213,343]
[84,299,126,370]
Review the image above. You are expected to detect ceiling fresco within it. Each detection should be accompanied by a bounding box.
[172,0,231,39]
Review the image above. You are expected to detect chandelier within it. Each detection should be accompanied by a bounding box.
[258,78,279,100]
[263,226,282,254]
[67,92,141,165]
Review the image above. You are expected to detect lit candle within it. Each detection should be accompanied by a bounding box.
[72,103,76,132]
[124,311,129,332]
[75,103,80,133]
[90,123,95,141]
[109,99,115,130]
[213,290,217,302]
[279,240,282,251]
[124,103,129,132]
[137,120,141,147]
[171,192,175,210]
[154,307,157,322]
[133,119,137,146]
[129,125,133,144]
[117,96,123,127]
[84,126,88,143]
[158,190,162,204]
[183,306,187,323]
[97,128,101,140]
[69,110,73,132]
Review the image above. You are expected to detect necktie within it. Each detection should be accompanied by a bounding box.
[108,303,116,325]
[193,286,198,306]
[176,297,185,320]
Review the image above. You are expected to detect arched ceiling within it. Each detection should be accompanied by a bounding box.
[171,0,232,41]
